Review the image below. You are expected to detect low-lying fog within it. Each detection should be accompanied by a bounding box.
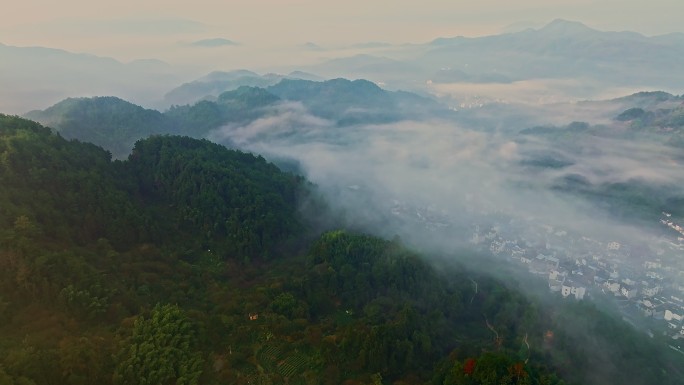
[208,100,684,260]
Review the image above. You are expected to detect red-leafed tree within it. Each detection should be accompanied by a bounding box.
[463,358,477,376]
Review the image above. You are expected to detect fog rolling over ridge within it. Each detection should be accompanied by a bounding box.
[208,97,684,264]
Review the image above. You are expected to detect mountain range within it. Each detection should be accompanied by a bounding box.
[306,19,684,98]
[25,78,449,158]
[162,70,323,107]
[0,42,184,114]
[5,19,684,114]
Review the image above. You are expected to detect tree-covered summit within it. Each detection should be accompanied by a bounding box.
[25,96,174,159]
[0,114,305,256]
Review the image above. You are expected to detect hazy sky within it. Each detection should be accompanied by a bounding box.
[2,0,683,58]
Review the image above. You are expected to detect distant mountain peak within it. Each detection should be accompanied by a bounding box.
[189,38,237,47]
[287,71,324,81]
[538,19,596,34]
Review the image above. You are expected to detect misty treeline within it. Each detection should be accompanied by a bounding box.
[24,78,445,160]
[23,89,278,160]
[0,114,682,384]
[28,84,684,239]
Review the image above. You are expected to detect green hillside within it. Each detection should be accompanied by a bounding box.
[25,97,175,159]
[0,114,681,385]
[165,86,281,137]
[24,89,281,159]
[267,78,443,125]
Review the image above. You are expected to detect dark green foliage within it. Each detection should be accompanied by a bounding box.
[164,86,281,139]
[24,90,282,158]
[0,114,304,254]
[161,87,281,138]
[126,135,304,258]
[25,97,175,159]
[0,114,309,384]
[114,304,204,385]
[300,231,554,381]
[0,114,145,247]
[0,114,682,385]
[165,101,224,137]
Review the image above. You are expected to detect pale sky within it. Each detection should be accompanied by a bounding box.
[2,0,683,66]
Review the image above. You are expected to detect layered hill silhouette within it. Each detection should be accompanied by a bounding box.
[25,78,449,158]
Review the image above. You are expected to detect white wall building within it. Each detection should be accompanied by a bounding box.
[604,280,621,294]
[665,309,683,323]
[562,283,586,300]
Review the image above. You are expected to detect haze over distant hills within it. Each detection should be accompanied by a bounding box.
[6,18,684,244]
[419,19,684,84]
[3,19,684,114]
[0,42,195,114]
[162,70,324,107]
[306,19,684,102]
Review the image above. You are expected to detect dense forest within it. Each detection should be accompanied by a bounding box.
[0,114,682,384]
[23,97,176,160]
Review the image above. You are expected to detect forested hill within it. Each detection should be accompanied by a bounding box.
[24,79,450,159]
[23,89,281,159]
[0,114,305,255]
[0,114,682,385]
[24,96,175,160]
[266,78,445,125]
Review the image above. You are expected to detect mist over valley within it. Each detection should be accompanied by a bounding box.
[2,8,684,384]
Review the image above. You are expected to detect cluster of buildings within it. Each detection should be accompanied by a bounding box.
[385,197,684,344]
[470,219,684,342]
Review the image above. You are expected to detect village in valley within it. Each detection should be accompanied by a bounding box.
[468,211,684,348]
[386,198,684,351]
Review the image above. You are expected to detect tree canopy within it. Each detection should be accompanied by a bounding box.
[0,114,681,385]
